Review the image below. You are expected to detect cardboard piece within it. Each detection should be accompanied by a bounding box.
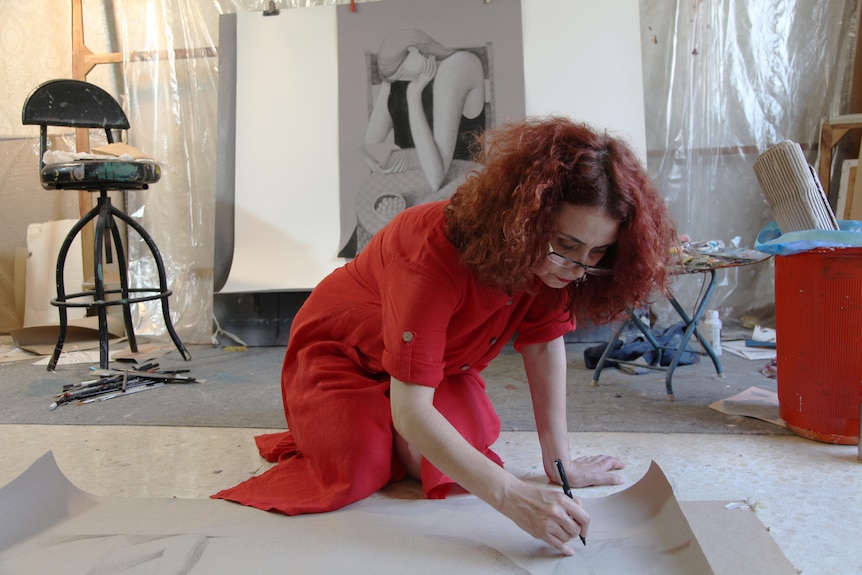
[10,315,125,356]
[682,501,796,575]
[17,219,127,361]
[91,142,154,160]
[708,386,786,428]
[0,452,795,575]
[24,219,85,328]
[31,349,111,366]
[0,344,37,365]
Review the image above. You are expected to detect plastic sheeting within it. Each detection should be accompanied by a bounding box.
[640,0,859,326]
[1,0,859,342]
[112,1,223,343]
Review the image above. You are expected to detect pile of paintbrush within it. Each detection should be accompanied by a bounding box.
[49,363,199,410]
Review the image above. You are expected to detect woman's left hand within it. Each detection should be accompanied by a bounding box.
[564,455,626,487]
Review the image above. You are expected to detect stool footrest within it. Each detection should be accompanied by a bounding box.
[52,288,174,308]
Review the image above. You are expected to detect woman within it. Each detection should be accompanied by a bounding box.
[342,29,486,256]
[215,117,677,556]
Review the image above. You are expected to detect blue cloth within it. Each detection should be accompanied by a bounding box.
[755,220,862,256]
[584,322,702,370]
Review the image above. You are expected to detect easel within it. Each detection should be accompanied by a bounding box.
[68,0,216,280]
[71,0,123,282]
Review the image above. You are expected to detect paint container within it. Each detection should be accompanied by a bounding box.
[774,248,862,445]
[701,310,722,357]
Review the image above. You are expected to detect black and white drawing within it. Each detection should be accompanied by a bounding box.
[339,30,491,256]
[336,0,526,257]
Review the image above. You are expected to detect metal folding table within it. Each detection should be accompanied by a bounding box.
[590,249,771,400]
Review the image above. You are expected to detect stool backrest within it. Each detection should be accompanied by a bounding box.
[22,79,130,170]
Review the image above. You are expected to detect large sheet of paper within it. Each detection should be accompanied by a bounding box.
[227,5,341,292]
[0,451,795,574]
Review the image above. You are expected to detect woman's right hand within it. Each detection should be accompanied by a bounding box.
[390,378,588,555]
[497,478,590,556]
[408,55,437,95]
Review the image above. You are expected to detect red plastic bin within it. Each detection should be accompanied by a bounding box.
[774,247,862,444]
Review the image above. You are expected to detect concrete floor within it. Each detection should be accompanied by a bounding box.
[1,424,859,574]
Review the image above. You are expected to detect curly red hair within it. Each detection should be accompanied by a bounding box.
[445,116,677,324]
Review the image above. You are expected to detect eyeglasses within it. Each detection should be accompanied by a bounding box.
[547,243,614,276]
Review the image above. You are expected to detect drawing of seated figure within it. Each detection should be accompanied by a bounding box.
[340,29,489,257]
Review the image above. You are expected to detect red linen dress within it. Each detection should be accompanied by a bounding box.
[212,201,576,514]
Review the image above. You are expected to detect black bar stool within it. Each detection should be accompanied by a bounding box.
[22,79,191,371]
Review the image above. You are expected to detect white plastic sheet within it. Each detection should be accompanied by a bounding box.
[640,0,858,325]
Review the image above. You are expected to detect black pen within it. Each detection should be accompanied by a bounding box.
[555,458,586,546]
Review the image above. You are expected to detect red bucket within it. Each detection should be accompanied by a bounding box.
[774,247,862,444]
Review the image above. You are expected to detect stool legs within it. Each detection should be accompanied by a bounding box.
[49,204,101,370]
[109,201,191,364]
[48,193,191,371]
[94,197,139,358]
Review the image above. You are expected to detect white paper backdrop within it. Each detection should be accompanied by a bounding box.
[221,0,645,292]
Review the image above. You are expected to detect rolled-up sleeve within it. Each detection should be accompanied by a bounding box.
[513,291,576,351]
[380,260,458,387]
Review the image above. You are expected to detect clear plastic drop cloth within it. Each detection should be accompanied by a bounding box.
[112,0,344,343]
[639,0,858,327]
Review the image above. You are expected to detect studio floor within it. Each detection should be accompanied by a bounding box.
[1,341,860,574]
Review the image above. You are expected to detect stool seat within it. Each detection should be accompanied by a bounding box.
[41,159,161,191]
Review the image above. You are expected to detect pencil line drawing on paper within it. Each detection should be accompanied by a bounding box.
[339,29,493,257]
